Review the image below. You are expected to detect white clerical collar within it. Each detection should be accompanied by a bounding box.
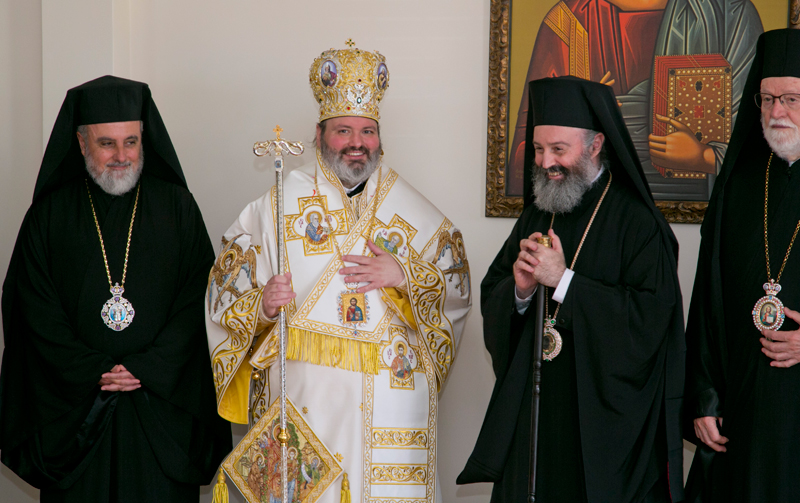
[592,166,606,184]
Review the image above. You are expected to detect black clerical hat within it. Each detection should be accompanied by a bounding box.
[762,29,800,81]
[709,29,800,200]
[523,75,678,256]
[524,78,654,209]
[528,76,604,132]
[33,75,187,202]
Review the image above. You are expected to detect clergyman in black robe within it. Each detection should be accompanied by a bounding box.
[684,29,800,503]
[0,76,232,502]
[458,77,685,503]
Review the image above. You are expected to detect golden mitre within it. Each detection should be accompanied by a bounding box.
[309,41,389,122]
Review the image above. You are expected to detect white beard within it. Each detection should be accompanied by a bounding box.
[762,116,800,163]
[85,149,144,195]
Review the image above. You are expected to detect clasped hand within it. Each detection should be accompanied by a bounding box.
[513,229,567,298]
[761,306,800,368]
[99,364,140,392]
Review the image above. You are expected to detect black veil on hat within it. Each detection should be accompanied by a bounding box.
[34,75,187,202]
[706,28,800,201]
[682,30,800,500]
[522,76,677,256]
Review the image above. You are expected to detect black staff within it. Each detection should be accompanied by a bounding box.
[528,235,551,502]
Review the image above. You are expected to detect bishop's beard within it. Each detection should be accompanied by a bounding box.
[85,149,144,196]
[762,116,800,163]
[532,148,602,214]
[320,137,382,189]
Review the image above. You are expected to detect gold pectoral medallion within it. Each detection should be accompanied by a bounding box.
[756,153,800,335]
[102,283,135,331]
[753,280,785,331]
[542,319,562,361]
[539,173,612,362]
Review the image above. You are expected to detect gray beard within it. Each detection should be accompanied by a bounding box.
[320,138,381,188]
[762,116,800,163]
[85,149,144,195]
[532,149,602,214]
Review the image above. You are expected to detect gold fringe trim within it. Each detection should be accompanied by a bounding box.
[212,469,229,503]
[288,327,380,375]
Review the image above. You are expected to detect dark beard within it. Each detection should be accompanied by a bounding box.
[320,138,382,188]
[532,148,601,214]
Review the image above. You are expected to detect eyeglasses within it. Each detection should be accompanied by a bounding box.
[755,93,800,111]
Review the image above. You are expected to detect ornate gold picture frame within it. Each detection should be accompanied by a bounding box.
[485,0,799,223]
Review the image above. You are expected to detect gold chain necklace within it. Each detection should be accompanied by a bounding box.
[543,172,612,360]
[752,152,800,331]
[85,179,140,331]
[313,151,383,330]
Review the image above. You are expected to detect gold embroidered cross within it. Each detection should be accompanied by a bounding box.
[345,38,355,48]
[284,195,349,256]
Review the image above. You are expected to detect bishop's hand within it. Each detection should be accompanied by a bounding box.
[340,240,406,294]
[261,272,296,319]
[693,416,728,452]
[761,306,800,367]
[99,364,141,392]
[514,233,541,298]
[529,229,567,289]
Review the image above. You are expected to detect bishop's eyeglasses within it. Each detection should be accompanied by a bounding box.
[755,93,800,110]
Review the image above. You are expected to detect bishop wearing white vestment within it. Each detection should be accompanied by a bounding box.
[206,43,471,503]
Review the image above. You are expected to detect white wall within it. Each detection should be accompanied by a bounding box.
[0,3,43,500]
[0,1,701,502]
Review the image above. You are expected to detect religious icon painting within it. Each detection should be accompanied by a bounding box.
[381,334,417,390]
[651,55,732,180]
[753,281,785,331]
[221,397,343,503]
[285,196,349,256]
[101,284,134,331]
[320,60,338,87]
[291,209,336,256]
[338,291,369,328]
[376,63,389,90]
[303,211,330,245]
[373,228,409,258]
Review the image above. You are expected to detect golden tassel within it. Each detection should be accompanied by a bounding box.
[340,472,351,503]
[211,469,229,503]
[287,327,380,374]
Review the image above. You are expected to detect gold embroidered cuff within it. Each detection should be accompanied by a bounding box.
[395,279,409,295]
[256,300,278,333]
